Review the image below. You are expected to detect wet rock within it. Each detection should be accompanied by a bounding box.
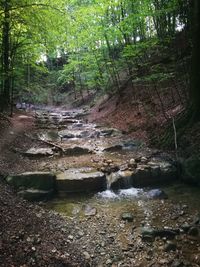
[154,228,177,239]
[25,147,54,157]
[141,227,156,241]
[164,241,177,252]
[147,189,168,199]
[122,140,142,150]
[128,159,137,169]
[58,129,90,139]
[103,144,123,152]
[100,165,120,174]
[63,146,93,156]
[56,168,106,193]
[107,170,134,189]
[18,189,54,201]
[182,156,200,185]
[6,172,56,191]
[181,223,191,232]
[193,214,200,225]
[141,157,148,163]
[133,160,177,187]
[188,227,199,237]
[121,212,134,222]
[99,128,121,137]
[84,205,97,216]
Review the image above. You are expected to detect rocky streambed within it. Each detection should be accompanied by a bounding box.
[4,107,200,266]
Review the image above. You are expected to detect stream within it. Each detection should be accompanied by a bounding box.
[9,107,200,266]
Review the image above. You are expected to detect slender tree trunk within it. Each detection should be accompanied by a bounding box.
[2,0,11,110]
[190,0,200,120]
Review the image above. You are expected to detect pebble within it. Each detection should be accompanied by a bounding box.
[83,251,90,259]
[121,212,134,222]
[106,259,112,265]
[68,235,74,240]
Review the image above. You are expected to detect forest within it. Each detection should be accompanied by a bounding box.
[0,0,200,266]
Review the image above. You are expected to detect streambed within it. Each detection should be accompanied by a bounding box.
[44,183,200,266]
[9,107,200,266]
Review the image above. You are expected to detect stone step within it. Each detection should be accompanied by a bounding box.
[56,168,106,193]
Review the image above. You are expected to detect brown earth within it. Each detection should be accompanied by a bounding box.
[0,112,86,267]
[88,82,199,157]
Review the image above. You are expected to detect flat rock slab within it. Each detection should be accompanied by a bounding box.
[6,172,56,191]
[63,146,93,156]
[58,129,89,139]
[25,147,54,157]
[56,168,106,192]
[18,189,54,201]
[103,144,123,152]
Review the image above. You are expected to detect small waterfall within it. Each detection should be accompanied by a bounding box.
[97,171,142,199]
[106,170,134,190]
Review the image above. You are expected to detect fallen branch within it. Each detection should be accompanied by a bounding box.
[38,138,64,154]
[172,117,178,160]
[24,133,65,154]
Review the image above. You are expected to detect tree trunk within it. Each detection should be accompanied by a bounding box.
[2,0,11,110]
[190,0,200,120]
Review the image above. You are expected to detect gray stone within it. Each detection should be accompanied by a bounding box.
[83,251,90,260]
[18,189,54,201]
[121,212,134,222]
[99,128,120,137]
[154,228,177,239]
[103,144,123,152]
[182,156,200,185]
[56,168,106,193]
[58,129,87,139]
[181,223,191,232]
[147,189,168,199]
[25,147,54,157]
[63,146,93,156]
[132,160,177,186]
[84,205,97,216]
[164,241,177,252]
[188,227,199,237]
[141,227,156,238]
[107,170,134,189]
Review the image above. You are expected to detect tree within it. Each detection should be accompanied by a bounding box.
[0,0,66,112]
[190,0,200,121]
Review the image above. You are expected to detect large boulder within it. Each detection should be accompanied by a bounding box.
[6,172,56,192]
[182,156,200,185]
[132,160,177,186]
[56,168,106,193]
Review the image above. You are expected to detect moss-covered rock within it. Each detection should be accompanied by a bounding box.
[182,156,200,185]
[6,172,56,191]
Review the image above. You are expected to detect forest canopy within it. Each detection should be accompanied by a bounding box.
[0,0,197,115]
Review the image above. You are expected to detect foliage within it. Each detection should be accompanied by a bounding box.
[0,0,191,109]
